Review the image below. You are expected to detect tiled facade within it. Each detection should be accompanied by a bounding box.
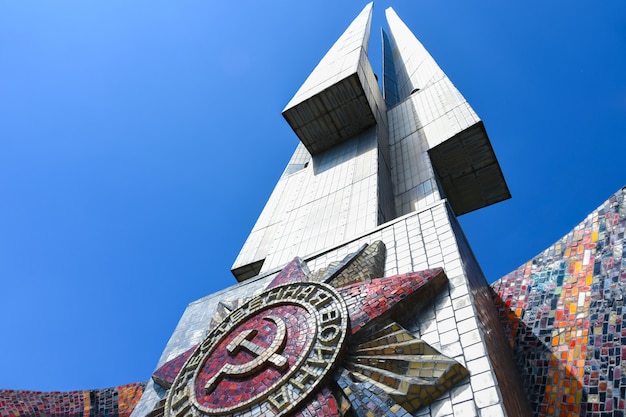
[493,186,626,417]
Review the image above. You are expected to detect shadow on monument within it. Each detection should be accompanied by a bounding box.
[491,289,588,417]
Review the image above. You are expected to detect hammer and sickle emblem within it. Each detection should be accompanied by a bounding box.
[204,315,289,394]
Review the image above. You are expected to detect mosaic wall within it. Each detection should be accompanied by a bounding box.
[0,382,145,417]
[492,186,626,417]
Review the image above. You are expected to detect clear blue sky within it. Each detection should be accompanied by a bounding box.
[1,1,625,392]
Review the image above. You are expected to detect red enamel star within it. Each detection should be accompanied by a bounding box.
[152,241,467,417]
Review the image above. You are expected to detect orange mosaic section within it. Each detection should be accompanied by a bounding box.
[550,225,595,416]
[118,383,146,417]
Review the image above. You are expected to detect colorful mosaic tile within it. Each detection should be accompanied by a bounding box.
[0,382,145,417]
[336,369,412,417]
[309,242,386,288]
[117,384,145,417]
[493,186,626,417]
[152,345,196,389]
[292,386,341,417]
[266,256,310,288]
[345,322,468,413]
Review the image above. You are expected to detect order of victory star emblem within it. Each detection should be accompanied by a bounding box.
[166,282,349,417]
[158,241,468,417]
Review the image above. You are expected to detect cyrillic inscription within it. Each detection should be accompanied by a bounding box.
[164,282,348,417]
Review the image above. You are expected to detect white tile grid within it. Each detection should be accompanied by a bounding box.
[380,228,398,276]
[479,405,506,417]
[450,383,477,414]
[472,387,501,409]
[395,170,428,214]
[232,175,291,268]
[255,174,304,255]
[396,101,419,145]
[414,88,436,129]
[394,133,425,194]
[285,4,372,107]
[449,101,480,134]
[417,115,443,150]
[387,7,478,139]
[398,39,426,79]
[254,134,384,273]
[387,100,403,143]
[358,52,386,120]
[353,146,375,183]
[165,5,508,416]
[271,175,378,270]
[386,8,439,99]
[386,79,479,154]
[393,220,414,274]
[399,53,429,97]
[452,401,478,417]
[314,148,356,191]
[387,27,407,91]
[305,238,365,274]
[399,207,506,417]
[409,58,442,94]
[388,101,444,217]
[280,142,311,179]
[394,66,409,101]
[233,229,263,269]
[387,106,403,145]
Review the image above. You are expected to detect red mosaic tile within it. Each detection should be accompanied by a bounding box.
[195,304,315,410]
[337,268,446,335]
[266,257,309,288]
[292,386,340,417]
[152,345,196,389]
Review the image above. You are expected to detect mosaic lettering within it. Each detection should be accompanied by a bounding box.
[164,282,349,417]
